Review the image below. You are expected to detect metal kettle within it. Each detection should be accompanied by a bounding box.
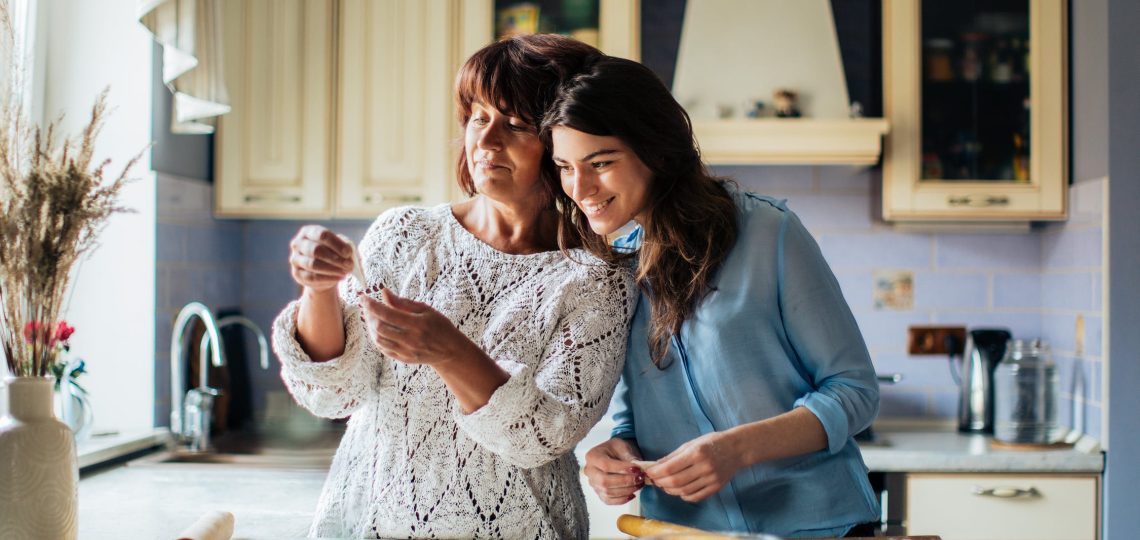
[957,328,1012,433]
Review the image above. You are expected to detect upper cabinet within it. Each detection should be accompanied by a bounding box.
[882,0,1068,222]
[216,0,637,219]
[216,0,462,219]
[333,0,460,219]
[459,0,640,61]
[215,0,334,218]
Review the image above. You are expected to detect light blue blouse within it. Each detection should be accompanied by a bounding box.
[611,188,881,538]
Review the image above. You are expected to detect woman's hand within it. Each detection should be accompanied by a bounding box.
[645,430,745,503]
[289,225,354,293]
[584,438,645,505]
[361,289,509,412]
[360,289,479,367]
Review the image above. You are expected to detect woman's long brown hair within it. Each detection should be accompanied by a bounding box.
[541,57,739,367]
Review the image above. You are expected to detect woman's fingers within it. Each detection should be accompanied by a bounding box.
[303,226,353,259]
[679,481,721,502]
[650,460,705,492]
[289,251,349,277]
[360,295,428,363]
[583,439,646,504]
[288,225,355,290]
[586,464,642,489]
[589,472,642,504]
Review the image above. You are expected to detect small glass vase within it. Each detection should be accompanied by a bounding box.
[0,376,79,539]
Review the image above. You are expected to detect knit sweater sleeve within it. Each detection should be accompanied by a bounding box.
[271,207,424,419]
[454,264,636,469]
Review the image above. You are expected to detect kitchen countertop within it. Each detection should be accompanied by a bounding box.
[859,429,1104,473]
[76,427,1102,538]
[79,460,326,539]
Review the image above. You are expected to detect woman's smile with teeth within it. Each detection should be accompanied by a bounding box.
[582,197,614,215]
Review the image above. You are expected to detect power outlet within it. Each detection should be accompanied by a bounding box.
[907,325,967,355]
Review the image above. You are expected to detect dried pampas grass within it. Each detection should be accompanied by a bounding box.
[1,0,142,377]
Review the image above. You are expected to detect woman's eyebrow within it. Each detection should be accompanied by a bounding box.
[552,148,619,163]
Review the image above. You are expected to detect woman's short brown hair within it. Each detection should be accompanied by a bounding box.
[453,34,601,197]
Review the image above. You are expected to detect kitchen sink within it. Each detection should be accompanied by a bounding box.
[129,423,344,470]
[135,449,334,469]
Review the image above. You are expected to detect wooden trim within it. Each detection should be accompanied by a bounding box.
[600,0,640,61]
[694,118,889,166]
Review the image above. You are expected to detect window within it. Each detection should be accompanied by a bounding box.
[3,0,42,124]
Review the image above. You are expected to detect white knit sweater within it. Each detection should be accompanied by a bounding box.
[272,205,635,539]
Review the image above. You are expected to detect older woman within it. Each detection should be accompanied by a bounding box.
[272,35,634,539]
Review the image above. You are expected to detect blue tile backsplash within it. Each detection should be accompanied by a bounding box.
[155,168,1106,441]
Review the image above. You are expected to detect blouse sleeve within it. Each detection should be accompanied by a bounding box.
[454,265,637,469]
[777,209,880,454]
[271,208,419,419]
[272,295,383,419]
[608,374,636,440]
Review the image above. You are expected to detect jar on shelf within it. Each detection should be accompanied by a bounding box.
[994,339,1063,444]
[924,38,955,82]
[959,32,986,82]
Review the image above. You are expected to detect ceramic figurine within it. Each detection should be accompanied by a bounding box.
[773,89,801,117]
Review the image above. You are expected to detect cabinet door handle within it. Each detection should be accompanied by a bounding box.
[364,194,423,204]
[971,486,1041,498]
[244,193,302,204]
[947,195,1011,207]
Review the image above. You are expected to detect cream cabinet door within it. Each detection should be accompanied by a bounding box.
[458,0,640,62]
[906,473,1099,540]
[216,0,334,218]
[881,0,1068,222]
[333,0,461,219]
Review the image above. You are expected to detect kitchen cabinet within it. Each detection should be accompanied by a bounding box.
[215,0,335,218]
[458,0,640,62]
[333,0,461,219]
[881,0,1068,222]
[905,473,1099,540]
[216,0,463,219]
[216,0,638,219]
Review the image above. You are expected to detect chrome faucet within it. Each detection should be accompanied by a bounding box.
[198,315,271,376]
[188,314,274,452]
[170,302,225,451]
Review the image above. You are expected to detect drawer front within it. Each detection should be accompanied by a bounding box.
[906,474,1098,540]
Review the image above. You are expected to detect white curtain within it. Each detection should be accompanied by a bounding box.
[2,0,40,127]
[138,0,229,134]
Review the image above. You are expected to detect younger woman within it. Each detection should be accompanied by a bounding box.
[544,56,881,538]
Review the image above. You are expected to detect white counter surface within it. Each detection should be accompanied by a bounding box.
[76,428,1103,538]
[79,461,326,539]
[860,430,1104,473]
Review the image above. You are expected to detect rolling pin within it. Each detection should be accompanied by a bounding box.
[175,510,234,540]
[617,514,721,537]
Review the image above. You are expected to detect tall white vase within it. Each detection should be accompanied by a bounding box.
[0,376,79,539]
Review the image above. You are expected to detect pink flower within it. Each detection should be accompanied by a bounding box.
[55,321,75,342]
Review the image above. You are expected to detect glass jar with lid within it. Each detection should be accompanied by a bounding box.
[994,339,1063,444]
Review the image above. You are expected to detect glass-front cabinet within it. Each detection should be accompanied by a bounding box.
[882,0,1067,222]
[459,0,639,61]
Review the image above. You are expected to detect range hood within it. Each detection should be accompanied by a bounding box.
[672,0,888,165]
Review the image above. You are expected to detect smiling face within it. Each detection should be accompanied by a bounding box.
[551,126,653,236]
[463,102,546,203]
